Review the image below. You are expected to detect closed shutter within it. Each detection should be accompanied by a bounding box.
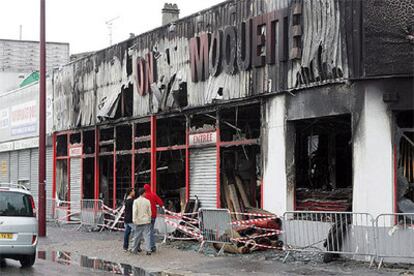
[70,158,82,212]
[46,147,53,218]
[190,147,217,208]
[18,150,31,183]
[30,149,39,208]
[10,151,18,184]
[0,152,9,183]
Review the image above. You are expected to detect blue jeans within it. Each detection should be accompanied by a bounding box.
[123,223,133,250]
[150,218,156,250]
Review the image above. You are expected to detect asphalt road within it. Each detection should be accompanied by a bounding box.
[0,257,114,276]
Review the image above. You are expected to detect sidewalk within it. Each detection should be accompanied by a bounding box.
[38,224,413,275]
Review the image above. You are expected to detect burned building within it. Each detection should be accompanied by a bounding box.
[51,0,413,218]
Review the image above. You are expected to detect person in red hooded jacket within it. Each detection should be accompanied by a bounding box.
[143,184,164,252]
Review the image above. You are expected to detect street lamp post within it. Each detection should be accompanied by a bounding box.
[38,0,46,237]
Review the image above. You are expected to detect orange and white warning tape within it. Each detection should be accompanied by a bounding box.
[164,218,201,239]
[234,231,282,240]
[231,239,282,250]
[253,226,282,232]
[162,209,199,224]
[163,208,198,217]
[230,212,276,218]
[232,216,277,225]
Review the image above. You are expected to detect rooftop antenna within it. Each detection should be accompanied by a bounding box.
[19,25,22,40]
[105,16,120,46]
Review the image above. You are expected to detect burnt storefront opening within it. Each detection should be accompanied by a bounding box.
[99,155,113,207]
[219,104,262,212]
[395,110,414,214]
[294,114,352,211]
[56,134,68,156]
[83,157,94,199]
[156,116,186,212]
[99,127,114,207]
[56,134,69,201]
[115,125,132,205]
[135,121,151,189]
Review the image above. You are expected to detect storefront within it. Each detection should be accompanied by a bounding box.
[0,82,54,217]
[51,0,413,217]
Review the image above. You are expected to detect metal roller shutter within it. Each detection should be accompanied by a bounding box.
[10,151,18,184]
[30,149,39,210]
[70,158,82,212]
[46,147,53,218]
[0,152,10,183]
[18,150,31,184]
[189,147,217,208]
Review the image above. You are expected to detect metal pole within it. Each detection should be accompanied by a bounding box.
[38,0,46,237]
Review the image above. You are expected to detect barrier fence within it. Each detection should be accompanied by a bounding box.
[375,213,414,268]
[282,211,376,263]
[50,199,81,225]
[78,199,104,230]
[198,208,233,255]
[282,211,414,267]
[46,201,414,266]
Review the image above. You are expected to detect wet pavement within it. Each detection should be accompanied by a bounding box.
[31,224,413,275]
[0,251,159,276]
[0,255,112,275]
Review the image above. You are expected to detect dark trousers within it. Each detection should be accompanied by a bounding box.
[123,222,133,250]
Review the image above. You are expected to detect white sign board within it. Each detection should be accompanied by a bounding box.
[10,100,37,136]
[189,131,217,146]
[14,137,39,150]
[69,144,83,157]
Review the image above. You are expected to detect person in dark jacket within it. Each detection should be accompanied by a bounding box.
[143,184,164,252]
[123,188,135,251]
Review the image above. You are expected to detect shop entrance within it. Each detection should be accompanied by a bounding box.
[294,114,353,211]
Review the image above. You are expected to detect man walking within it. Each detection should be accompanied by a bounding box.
[123,188,135,252]
[144,184,164,252]
[131,188,152,255]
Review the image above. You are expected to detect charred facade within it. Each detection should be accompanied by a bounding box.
[50,0,413,217]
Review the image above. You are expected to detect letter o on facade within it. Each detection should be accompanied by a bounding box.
[209,30,222,77]
[222,26,237,74]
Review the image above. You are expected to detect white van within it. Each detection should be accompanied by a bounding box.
[0,183,38,267]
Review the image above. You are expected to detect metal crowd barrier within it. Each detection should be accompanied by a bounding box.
[282,211,376,263]
[375,213,414,268]
[198,208,233,255]
[78,199,104,231]
[51,199,81,226]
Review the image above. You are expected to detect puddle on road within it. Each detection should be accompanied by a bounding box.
[37,251,160,276]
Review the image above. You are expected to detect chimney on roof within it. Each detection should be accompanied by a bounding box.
[162,3,180,26]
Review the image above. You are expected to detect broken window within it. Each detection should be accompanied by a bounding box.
[220,105,261,142]
[294,114,353,212]
[219,104,262,214]
[99,155,113,207]
[134,121,151,188]
[100,127,114,153]
[116,155,132,206]
[56,134,68,156]
[156,116,186,212]
[395,110,414,214]
[69,133,81,145]
[83,129,95,154]
[56,160,68,201]
[82,157,94,199]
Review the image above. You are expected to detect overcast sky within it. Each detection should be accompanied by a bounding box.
[0,0,224,54]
